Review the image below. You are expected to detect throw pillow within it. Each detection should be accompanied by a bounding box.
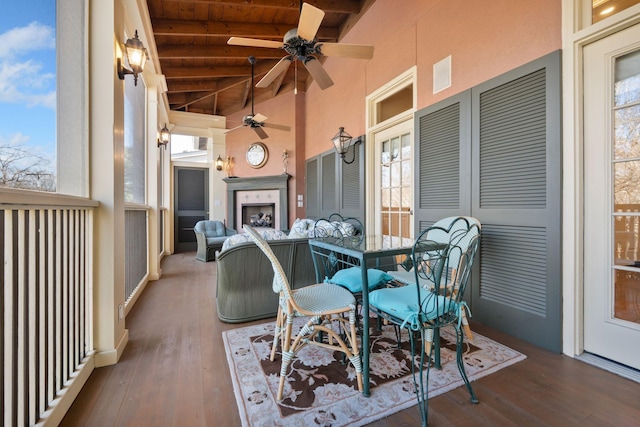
[326,267,393,293]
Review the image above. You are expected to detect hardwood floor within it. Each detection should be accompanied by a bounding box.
[61,252,640,426]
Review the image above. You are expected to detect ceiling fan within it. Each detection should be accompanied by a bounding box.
[225,56,292,139]
[228,2,374,90]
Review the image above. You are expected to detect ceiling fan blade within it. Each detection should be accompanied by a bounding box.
[227,37,282,49]
[253,113,268,123]
[304,58,334,90]
[256,56,292,88]
[297,3,325,41]
[224,124,245,133]
[317,43,374,60]
[262,122,291,132]
[252,126,269,139]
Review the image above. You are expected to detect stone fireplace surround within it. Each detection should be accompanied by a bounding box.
[223,174,290,232]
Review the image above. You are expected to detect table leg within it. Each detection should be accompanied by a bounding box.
[360,265,371,397]
[434,327,441,369]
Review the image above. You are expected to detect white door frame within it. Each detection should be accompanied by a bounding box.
[562,1,640,358]
[365,67,417,235]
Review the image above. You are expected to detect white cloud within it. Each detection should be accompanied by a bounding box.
[0,132,31,146]
[0,22,56,109]
[0,22,55,59]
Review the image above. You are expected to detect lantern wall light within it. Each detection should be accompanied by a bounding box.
[331,127,362,164]
[157,124,170,149]
[117,30,148,86]
[216,155,224,171]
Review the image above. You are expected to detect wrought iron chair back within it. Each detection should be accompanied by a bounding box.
[410,219,481,330]
[368,216,481,426]
[310,214,364,281]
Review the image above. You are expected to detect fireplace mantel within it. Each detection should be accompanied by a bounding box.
[223,174,290,231]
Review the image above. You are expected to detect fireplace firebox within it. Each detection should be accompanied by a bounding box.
[242,204,275,228]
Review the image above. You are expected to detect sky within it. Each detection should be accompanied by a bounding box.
[0,1,56,166]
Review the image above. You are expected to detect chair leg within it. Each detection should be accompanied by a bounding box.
[454,324,479,405]
[409,329,431,427]
[270,306,284,361]
[461,309,474,342]
[423,328,434,362]
[276,315,295,401]
[347,310,364,392]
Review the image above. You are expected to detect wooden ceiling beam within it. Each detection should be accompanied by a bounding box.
[241,80,251,110]
[162,65,249,79]
[166,80,225,93]
[151,19,339,39]
[157,0,361,14]
[157,44,282,59]
[163,60,279,80]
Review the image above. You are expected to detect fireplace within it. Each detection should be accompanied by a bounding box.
[242,203,275,228]
[223,174,290,231]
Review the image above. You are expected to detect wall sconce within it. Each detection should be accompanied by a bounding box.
[157,123,170,149]
[117,30,148,86]
[216,154,224,171]
[331,127,359,164]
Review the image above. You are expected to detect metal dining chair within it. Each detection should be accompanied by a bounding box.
[369,217,481,426]
[386,216,481,342]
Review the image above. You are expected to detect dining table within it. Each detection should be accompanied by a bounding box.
[308,234,414,397]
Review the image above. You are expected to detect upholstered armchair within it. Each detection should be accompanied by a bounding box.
[194,220,237,261]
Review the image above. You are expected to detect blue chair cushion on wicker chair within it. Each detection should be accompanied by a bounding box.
[326,267,394,293]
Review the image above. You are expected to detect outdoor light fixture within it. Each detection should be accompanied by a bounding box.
[157,124,170,149]
[117,30,148,86]
[216,155,224,171]
[331,127,358,164]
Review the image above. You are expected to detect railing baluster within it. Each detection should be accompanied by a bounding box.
[2,201,95,424]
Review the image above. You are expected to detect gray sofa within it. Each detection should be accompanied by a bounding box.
[215,237,316,323]
[194,220,237,262]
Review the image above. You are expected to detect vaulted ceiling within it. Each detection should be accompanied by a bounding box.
[145,0,376,118]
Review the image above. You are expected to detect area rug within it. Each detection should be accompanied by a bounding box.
[223,318,526,427]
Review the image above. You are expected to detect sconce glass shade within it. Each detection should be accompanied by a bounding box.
[331,127,358,164]
[118,30,147,86]
[216,155,224,171]
[157,123,170,148]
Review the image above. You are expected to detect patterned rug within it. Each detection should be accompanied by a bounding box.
[223,318,526,427]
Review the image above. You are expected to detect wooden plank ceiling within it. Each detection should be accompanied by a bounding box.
[145,0,374,118]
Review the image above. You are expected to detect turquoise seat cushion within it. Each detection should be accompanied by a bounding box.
[369,284,458,330]
[326,267,393,293]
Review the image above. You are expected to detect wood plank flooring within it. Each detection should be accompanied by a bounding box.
[61,252,640,426]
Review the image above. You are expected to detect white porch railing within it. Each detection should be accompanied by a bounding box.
[1,191,97,426]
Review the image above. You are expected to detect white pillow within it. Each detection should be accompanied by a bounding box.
[288,218,315,238]
[220,228,289,253]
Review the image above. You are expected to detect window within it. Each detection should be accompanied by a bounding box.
[0,3,57,191]
[124,70,146,204]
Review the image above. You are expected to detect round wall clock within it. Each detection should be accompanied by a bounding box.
[246,142,268,168]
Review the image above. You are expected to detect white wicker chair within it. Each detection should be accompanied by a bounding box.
[243,225,363,401]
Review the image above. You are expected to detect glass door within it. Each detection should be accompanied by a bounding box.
[584,23,640,370]
[375,120,413,247]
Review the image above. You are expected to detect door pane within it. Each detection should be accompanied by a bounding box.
[611,50,640,326]
[592,0,640,24]
[614,269,640,322]
[378,126,413,247]
[614,215,640,265]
